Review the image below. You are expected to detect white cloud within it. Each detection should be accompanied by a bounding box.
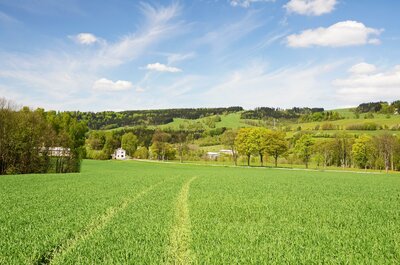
[92,78,133,91]
[146,62,182,73]
[334,64,400,104]
[73,33,98,45]
[92,3,183,68]
[284,0,337,16]
[348,63,377,75]
[197,10,264,52]
[287,21,382,48]
[230,0,275,8]
[166,52,196,65]
[0,3,184,110]
[201,61,342,108]
[136,86,145,93]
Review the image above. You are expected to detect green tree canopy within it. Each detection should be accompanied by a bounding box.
[295,134,315,169]
[265,130,288,167]
[235,128,257,166]
[121,132,138,156]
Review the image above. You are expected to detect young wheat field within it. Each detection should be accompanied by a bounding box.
[1,160,399,264]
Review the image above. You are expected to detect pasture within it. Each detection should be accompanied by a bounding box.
[1,160,399,264]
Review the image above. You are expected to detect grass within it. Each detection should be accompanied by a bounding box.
[159,112,250,130]
[1,160,399,264]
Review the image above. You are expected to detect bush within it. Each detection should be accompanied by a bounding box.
[321,123,335,130]
[346,122,379,131]
[134,146,149,159]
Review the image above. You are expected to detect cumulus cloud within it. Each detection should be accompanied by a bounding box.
[146,62,182,73]
[334,64,400,103]
[284,0,337,16]
[348,63,377,75]
[93,78,133,91]
[287,21,382,48]
[230,0,275,8]
[72,33,99,45]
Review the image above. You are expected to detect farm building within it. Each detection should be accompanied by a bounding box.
[112,148,127,160]
[40,147,71,157]
[219,149,233,155]
[206,152,219,160]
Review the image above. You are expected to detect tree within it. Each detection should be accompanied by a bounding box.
[265,130,288,167]
[174,131,188,163]
[332,133,353,168]
[0,98,87,174]
[134,146,149,159]
[295,134,315,169]
[221,129,238,165]
[251,128,269,166]
[103,132,120,159]
[87,131,106,150]
[121,132,138,156]
[151,130,171,161]
[313,139,335,168]
[374,133,397,173]
[235,128,257,166]
[351,135,374,169]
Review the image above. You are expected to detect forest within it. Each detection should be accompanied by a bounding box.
[68,107,243,130]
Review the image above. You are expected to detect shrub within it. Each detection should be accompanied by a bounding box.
[321,123,335,130]
[346,122,379,131]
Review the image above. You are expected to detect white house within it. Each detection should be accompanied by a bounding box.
[112,148,126,160]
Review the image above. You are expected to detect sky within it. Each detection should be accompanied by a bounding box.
[0,0,400,111]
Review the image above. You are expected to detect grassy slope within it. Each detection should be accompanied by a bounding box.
[106,108,400,137]
[160,108,400,136]
[159,112,251,130]
[1,160,399,264]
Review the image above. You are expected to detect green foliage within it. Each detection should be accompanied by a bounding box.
[134,146,149,159]
[0,99,87,174]
[351,135,375,169]
[346,122,380,131]
[235,128,258,166]
[294,134,315,168]
[121,132,138,156]
[221,129,238,165]
[321,123,336,130]
[265,130,288,167]
[150,131,173,160]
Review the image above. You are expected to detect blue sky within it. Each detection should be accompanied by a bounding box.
[0,0,400,111]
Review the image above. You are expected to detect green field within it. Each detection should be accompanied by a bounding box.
[159,112,250,130]
[1,160,400,264]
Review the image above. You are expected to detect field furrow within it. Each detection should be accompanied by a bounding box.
[165,177,197,265]
[49,181,164,265]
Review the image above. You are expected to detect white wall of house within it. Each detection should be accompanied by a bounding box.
[114,148,126,160]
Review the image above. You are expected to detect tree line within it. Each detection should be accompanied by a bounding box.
[0,98,87,175]
[67,107,243,130]
[86,124,400,172]
[241,107,325,120]
[355,101,400,114]
[231,128,400,172]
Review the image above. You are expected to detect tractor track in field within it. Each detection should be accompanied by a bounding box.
[35,181,164,265]
[165,177,197,265]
